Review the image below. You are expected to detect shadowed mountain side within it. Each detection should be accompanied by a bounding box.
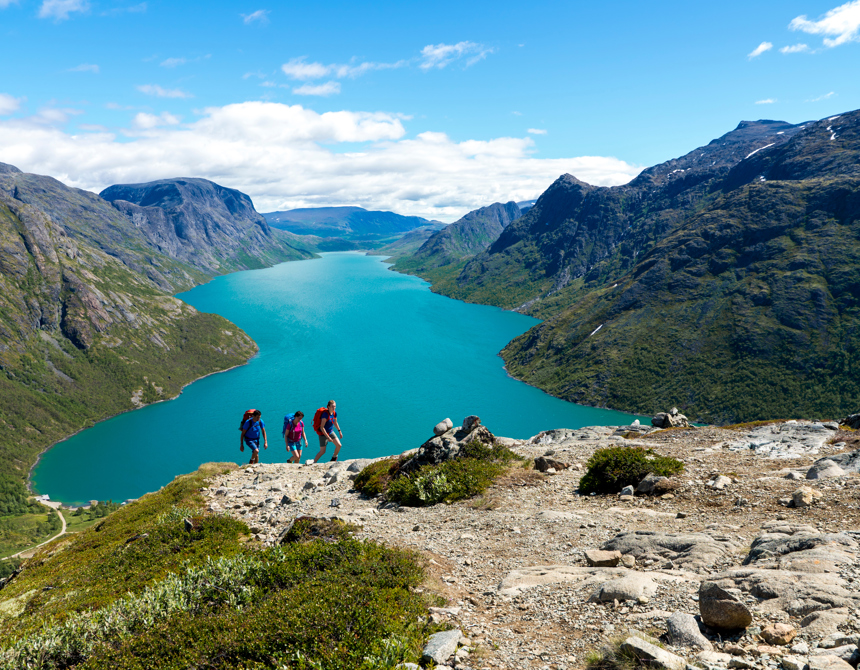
[366,224,448,260]
[442,120,806,318]
[101,179,312,274]
[390,202,522,289]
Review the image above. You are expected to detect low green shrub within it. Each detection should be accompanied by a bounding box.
[353,457,406,497]
[380,441,523,507]
[282,517,357,544]
[578,446,684,495]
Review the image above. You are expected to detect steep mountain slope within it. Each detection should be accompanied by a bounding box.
[444,120,805,317]
[502,110,860,424]
[0,165,287,550]
[391,202,521,287]
[366,224,447,261]
[101,178,310,274]
[263,206,432,243]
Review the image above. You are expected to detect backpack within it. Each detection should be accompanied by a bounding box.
[239,409,257,430]
[312,407,327,435]
[282,414,296,438]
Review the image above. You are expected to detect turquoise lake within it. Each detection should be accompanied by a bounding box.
[32,252,642,505]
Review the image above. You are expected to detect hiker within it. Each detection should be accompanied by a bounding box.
[240,409,267,464]
[283,411,308,463]
[312,400,343,463]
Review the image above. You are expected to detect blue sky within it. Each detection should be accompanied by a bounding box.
[1,0,858,219]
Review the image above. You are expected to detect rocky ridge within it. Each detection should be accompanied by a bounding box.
[202,419,860,670]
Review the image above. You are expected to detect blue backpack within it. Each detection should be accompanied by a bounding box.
[282,414,294,437]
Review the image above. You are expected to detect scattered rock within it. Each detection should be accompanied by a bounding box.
[534,456,570,472]
[347,459,372,473]
[584,549,622,567]
[840,413,860,430]
[590,574,658,603]
[792,487,821,508]
[810,647,860,667]
[666,612,713,651]
[433,418,454,436]
[698,581,752,630]
[621,636,687,670]
[807,451,860,479]
[652,407,690,429]
[800,609,849,637]
[761,623,797,646]
[636,473,677,495]
[422,629,461,665]
[780,655,807,670]
[807,655,855,670]
[620,485,635,497]
[709,475,732,490]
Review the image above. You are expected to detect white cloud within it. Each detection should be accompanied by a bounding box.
[160,57,186,68]
[281,57,330,80]
[419,41,494,69]
[790,0,860,47]
[0,101,641,221]
[241,9,269,24]
[131,111,181,129]
[39,0,88,20]
[748,41,773,58]
[806,91,837,101]
[136,84,193,98]
[0,0,20,8]
[527,128,547,135]
[69,63,99,73]
[0,94,23,115]
[293,81,341,96]
[755,98,776,104]
[780,43,811,53]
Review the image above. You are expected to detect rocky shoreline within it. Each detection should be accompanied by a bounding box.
[202,419,860,670]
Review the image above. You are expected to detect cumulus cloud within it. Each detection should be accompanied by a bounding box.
[241,9,269,24]
[131,111,181,129]
[281,57,331,80]
[748,41,773,58]
[807,91,837,101]
[136,84,193,98]
[0,101,641,220]
[419,41,494,69]
[780,43,811,53]
[790,0,860,47]
[69,63,99,73]
[755,98,776,104]
[527,128,547,135]
[0,94,23,115]
[39,0,88,20]
[293,81,341,96]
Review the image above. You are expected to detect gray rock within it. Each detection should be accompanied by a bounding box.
[535,456,570,472]
[422,629,461,665]
[584,549,622,567]
[621,636,686,670]
[602,531,739,572]
[666,612,713,651]
[699,581,752,630]
[840,414,860,430]
[781,655,808,670]
[742,525,858,573]
[620,485,636,496]
[346,459,372,473]
[800,609,849,636]
[710,475,732,490]
[808,451,860,479]
[433,418,454,436]
[793,486,821,508]
[400,423,495,474]
[820,635,860,650]
[590,574,657,602]
[807,655,854,670]
[462,415,481,431]
[810,647,860,666]
[651,407,690,429]
[636,473,671,495]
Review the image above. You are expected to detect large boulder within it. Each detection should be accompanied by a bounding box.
[698,581,753,630]
[651,407,690,429]
[666,612,713,651]
[807,451,860,479]
[621,636,686,670]
[433,418,454,436]
[602,531,740,572]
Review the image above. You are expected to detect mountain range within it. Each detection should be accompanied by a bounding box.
[393,111,860,423]
[263,206,436,245]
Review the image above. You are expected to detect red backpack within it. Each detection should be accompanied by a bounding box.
[312,407,327,435]
[239,409,257,430]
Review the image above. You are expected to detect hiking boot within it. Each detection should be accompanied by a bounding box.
[330,456,338,462]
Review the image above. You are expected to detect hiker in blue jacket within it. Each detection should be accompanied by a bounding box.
[284,411,308,464]
[240,410,267,464]
[312,399,343,463]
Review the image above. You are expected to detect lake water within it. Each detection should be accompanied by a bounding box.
[32,253,642,505]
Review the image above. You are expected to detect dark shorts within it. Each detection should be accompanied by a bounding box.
[318,431,335,448]
[244,438,260,451]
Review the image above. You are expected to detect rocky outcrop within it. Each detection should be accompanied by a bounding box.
[602,531,740,572]
[807,451,860,479]
[652,408,690,429]
[399,415,495,474]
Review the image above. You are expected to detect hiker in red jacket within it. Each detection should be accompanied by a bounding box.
[312,400,343,463]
